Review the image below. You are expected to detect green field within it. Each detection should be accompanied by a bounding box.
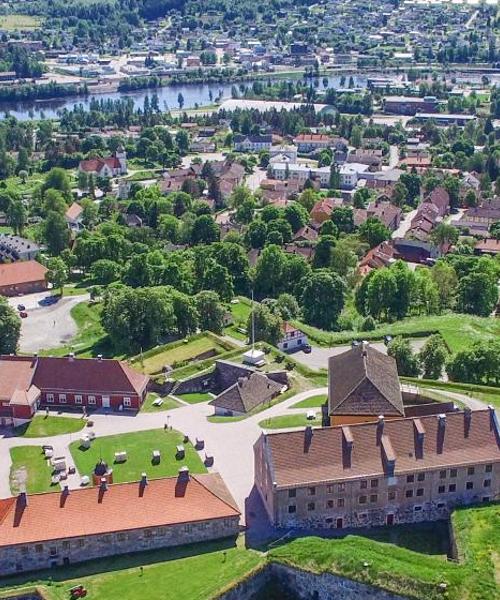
[294,313,500,353]
[69,429,206,484]
[224,297,252,341]
[0,14,42,30]
[140,393,181,413]
[259,412,322,429]
[15,415,86,438]
[176,392,213,404]
[290,394,327,409]
[9,446,56,495]
[401,377,500,409]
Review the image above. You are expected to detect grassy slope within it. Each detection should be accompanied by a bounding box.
[69,429,206,484]
[15,415,86,438]
[9,446,55,495]
[290,394,327,409]
[141,393,181,413]
[176,392,213,404]
[401,377,500,409]
[259,413,322,429]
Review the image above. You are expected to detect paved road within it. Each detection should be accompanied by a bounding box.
[8,291,89,353]
[246,166,267,192]
[293,339,428,370]
[392,208,418,239]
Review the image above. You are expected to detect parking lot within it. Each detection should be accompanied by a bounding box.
[8,291,89,353]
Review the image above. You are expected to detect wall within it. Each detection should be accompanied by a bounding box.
[218,563,409,600]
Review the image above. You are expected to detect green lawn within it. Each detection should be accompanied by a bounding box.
[14,415,86,438]
[224,297,252,341]
[133,334,233,375]
[293,313,500,353]
[0,541,263,600]
[69,429,206,484]
[9,446,56,495]
[290,394,327,409]
[0,14,42,29]
[176,392,213,404]
[401,377,500,409]
[259,413,322,430]
[140,393,181,413]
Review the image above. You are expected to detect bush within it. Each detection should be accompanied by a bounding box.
[361,316,376,331]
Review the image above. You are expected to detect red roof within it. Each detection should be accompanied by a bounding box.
[0,260,47,288]
[0,474,239,547]
[79,157,121,173]
[0,357,36,401]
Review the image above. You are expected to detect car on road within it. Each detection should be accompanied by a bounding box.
[19,311,28,318]
[17,304,26,311]
[39,296,58,306]
[302,344,312,354]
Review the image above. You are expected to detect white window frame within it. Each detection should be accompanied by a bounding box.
[88,396,96,405]
[58,394,67,403]
[123,397,132,408]
[46,394,54,403]
[75,395,83,404]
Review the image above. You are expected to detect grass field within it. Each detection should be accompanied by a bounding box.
[293,313,500,353]
[140,393,181,413]
[0,15,41,30]
[290,394,327,409]
[135,335,231,375]
[259,412,322,429]
[401,377,500,409]
[224,297,252,341]
[69,429,206,484]
[14,415,86,438]
[9,446,56,495]
[0,540,263,600]
[176,392,213,404]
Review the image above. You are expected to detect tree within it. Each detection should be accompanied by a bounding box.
[45,256,68,295]
[0,296,20,353]
[90,259,122,285]
[329,163,340,190]
[43,189,67,215]
[177,92,185,110]
[6,199,27,235]
[387,337,420,376]
[391,181,408,207]
[274,293,300,320]
[247,304,282,346]
[489,221,500,240]
[42,167,71,199]
[419,334,448,379]
[298,188,319,213]
[430,223,459,247]
[284,202,308,233]
[42,211,70,255]
[358,217,390,248]
[353,188,371,209]
[457,271,498,317]
[313,235,336,268]
[366,268,398,321]
[158,214,180,242]
[191,215,220,245]
[443,176,460,209]
[171,191,192,217]
[431,261,458,310]
[399,171,421,205]
[246,220,267,249]
[202,260,234,302]
[447,340,500,385]
[331,206,354,234]
[300,271,345,330]
[195,291,225,334]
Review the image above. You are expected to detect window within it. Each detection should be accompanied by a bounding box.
[308,486,316,496]
[417,473,425,482]
[327,500,334,509]
[466,482,474,490]
[117,533,126,542]
[158,528,166,536]
[450,469,457,478]
[439,470,447,479]
[35,544,43,553]
[288,505,296,514]
[288,489,296,498]
[337,498,345,508]
[405,489,413,498]
[416,488,424,497]
[144,529,153,538]
[88,396,96,405]
[437,502,445,509]
[62,541,70,550]
[307,502,315,511]
[485,464,492,473]
[21,546,29,555]
[467,467,475,476]
[414,506,422,512]
[360,480,367,489]
[448,484,456,493]
[46,394,54,403]
[406,474,415,483]
[77,539,85,548]
[438,485,446,494]
[370,494,378,503]
[388,491,396,501]
[326,484,334,494]
[75,395,82,404]
[370,479,378,489]
[484,479,491,488]
[359,495,367,504]
[59,394,66,403]
[482,497,490,503]
[337,483,345,492]
[49,547,58,557]
[123,397,132,407]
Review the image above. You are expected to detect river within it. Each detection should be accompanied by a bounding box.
[0,74,369,121]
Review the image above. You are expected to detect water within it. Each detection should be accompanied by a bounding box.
[0,74,368,121]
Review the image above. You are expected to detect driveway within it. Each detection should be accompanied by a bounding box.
[392,208,418,239]
[246,166,267,192]
[293,339,428,370]
[8,291,89,353]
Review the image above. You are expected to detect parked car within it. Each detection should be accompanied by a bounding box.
[19,311,28,318]
[39,296,58,306]
[17,304,25,311]
[302,344,312,354]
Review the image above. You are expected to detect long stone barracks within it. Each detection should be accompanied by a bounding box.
[0,471,240,576]
[254,407,499,530]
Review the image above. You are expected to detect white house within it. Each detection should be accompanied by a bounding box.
[65,202,84,231]
[277,322,309,352]
[233,134,272,152]
[79,146,127,178]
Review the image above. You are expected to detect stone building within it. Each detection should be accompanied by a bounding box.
[328,344,404,426]
[0,472,240,576]
[254,407,499,530]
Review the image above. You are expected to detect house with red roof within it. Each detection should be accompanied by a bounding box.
[310,197,343,224]
[0,260,48,297]
[79,147,127,178]
[0,355,149,426]
[277,322,309,353]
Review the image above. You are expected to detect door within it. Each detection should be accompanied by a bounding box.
[386,514,394,526]
[102,396,110,409]
[336,518,343,529]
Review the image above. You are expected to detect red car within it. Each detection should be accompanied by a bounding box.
[19,311,28,318]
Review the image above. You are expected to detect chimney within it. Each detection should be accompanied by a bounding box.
[437,414,446,454]
[100,477,108,492]
[463,407,472,437]
[488,405,500,438]
[69,352,75,360]
[342,426,354,469]
[19,491,28,506]
[178,466,190,480]
[438,413,446,427]
[140,472,148,486]
[62,485,70,495]
[97,354,103,361]
[361,341,369,357]
[376,415,384,445]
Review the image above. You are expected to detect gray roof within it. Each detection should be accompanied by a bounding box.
[210,372,283,414]
[328,344,403,417]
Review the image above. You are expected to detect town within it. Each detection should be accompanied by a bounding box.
[0,1,499,600]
